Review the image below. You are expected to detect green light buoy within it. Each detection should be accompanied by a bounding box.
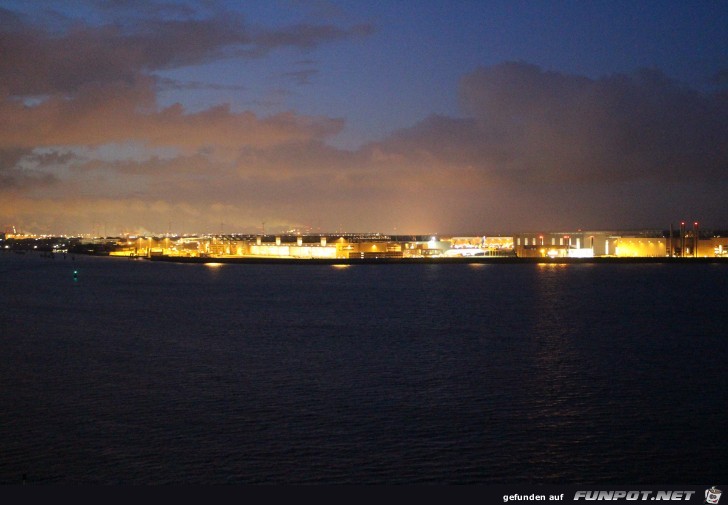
[73,269,78,282]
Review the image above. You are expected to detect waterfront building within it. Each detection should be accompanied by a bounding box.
[613,237,667,257]
[513,231,618,258]
[48,227,728,260]
[248,235,338,259]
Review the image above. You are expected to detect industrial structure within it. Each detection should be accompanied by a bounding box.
[3,222,728,259]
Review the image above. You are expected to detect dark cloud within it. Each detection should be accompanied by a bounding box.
[0,147,30,170]
[0,146,77,173]
[0,7,372,96]
[455,62,728,184]
[378,115,484,167]
[0,14,246,95]
[358,62,728,230]
[0,148,59,190]
[0,7,23,31]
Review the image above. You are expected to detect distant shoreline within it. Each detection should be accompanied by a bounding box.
[147,255,728,265]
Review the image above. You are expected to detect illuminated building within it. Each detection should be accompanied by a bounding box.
[613,237,667,257]
[12,227,725,260]
[513,231,618,258]
[444,236,514,257]
[248,235,338,259]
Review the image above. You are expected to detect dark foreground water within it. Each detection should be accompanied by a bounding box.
[1,252,726,484]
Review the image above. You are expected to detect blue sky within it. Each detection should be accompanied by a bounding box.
[1,0,726,234]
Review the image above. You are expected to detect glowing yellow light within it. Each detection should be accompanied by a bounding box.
[331,264,350,269]
[205,262,223,268]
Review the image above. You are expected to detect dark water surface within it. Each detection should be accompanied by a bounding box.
[1,253,726,484]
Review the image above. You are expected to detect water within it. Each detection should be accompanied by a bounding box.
[1,253,726,484]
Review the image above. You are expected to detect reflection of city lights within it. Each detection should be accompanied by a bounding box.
[332,264,350,269]
[205,262,223,268]
[538,262,567,269]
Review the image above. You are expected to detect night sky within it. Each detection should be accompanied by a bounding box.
[1,0,726,235]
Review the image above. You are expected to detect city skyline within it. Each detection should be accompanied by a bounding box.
[2,219,720,241]
[1,0,727,235]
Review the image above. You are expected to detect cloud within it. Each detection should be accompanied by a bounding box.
[457,62,728,186]
[0,77,343,150]
[0,147,60,190]
[0,4,366,233]
[337,62,728,231]
[0,15,242,95]
[0,6,371,96]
